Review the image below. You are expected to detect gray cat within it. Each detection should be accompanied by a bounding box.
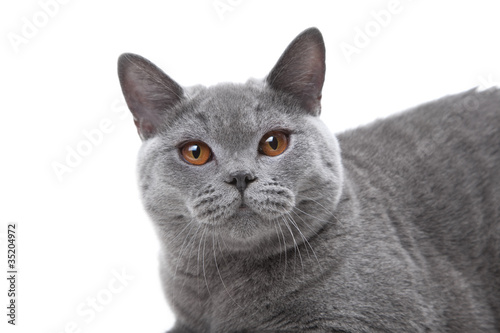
[117,28,500,332]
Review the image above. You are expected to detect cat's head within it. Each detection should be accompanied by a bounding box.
[118,28,344,253]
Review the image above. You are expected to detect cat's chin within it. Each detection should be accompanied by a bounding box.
[198,208,280,252]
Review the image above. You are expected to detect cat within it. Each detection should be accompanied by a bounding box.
[117,27,500,332]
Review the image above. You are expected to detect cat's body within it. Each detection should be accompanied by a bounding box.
[118,28,500,332]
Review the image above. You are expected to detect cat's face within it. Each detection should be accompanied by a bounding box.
[118,28,344,252]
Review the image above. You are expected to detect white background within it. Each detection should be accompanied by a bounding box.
[1,0,500,332]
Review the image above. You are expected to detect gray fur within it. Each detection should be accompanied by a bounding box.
[118,28,500,332]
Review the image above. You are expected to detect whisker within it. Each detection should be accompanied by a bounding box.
[215,225,231,267]
[281,216,304,274]
[216,226,236,262]
[285,213,311,258]
[284,214,309,275]
[295,194,343,227]
[212,232,244,310]
[275,219,288,281]
[273,219,283,264]
[202,226,211,296]
[180,222,203,295]
[196,226,209,296]
[288,211,323,271]
[295,194,333,214]
[174,220,197,279]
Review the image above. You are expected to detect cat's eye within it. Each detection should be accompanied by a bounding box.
[181,141,212,165]
[259,131,289,157]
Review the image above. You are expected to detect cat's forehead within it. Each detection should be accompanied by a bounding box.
[195,83,262,125]
[171,83,294,141]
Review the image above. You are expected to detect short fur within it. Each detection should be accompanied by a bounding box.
[118,28,500,332]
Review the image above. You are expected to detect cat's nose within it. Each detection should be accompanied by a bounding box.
[226,171,256,194]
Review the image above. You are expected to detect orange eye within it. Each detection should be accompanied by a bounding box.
[181,141,212,165]
[259,131,289,157]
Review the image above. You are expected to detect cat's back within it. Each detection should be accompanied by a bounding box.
[338,88,500,164]
[337,88,500,230]
[336,88,500,327]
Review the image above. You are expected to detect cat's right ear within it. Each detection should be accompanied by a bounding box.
[117,53,184,140]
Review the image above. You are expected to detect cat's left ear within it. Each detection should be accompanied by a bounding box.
[266,27,326,116]
[118,53,184,140]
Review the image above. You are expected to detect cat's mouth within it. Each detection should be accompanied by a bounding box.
[238,200,250,210]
